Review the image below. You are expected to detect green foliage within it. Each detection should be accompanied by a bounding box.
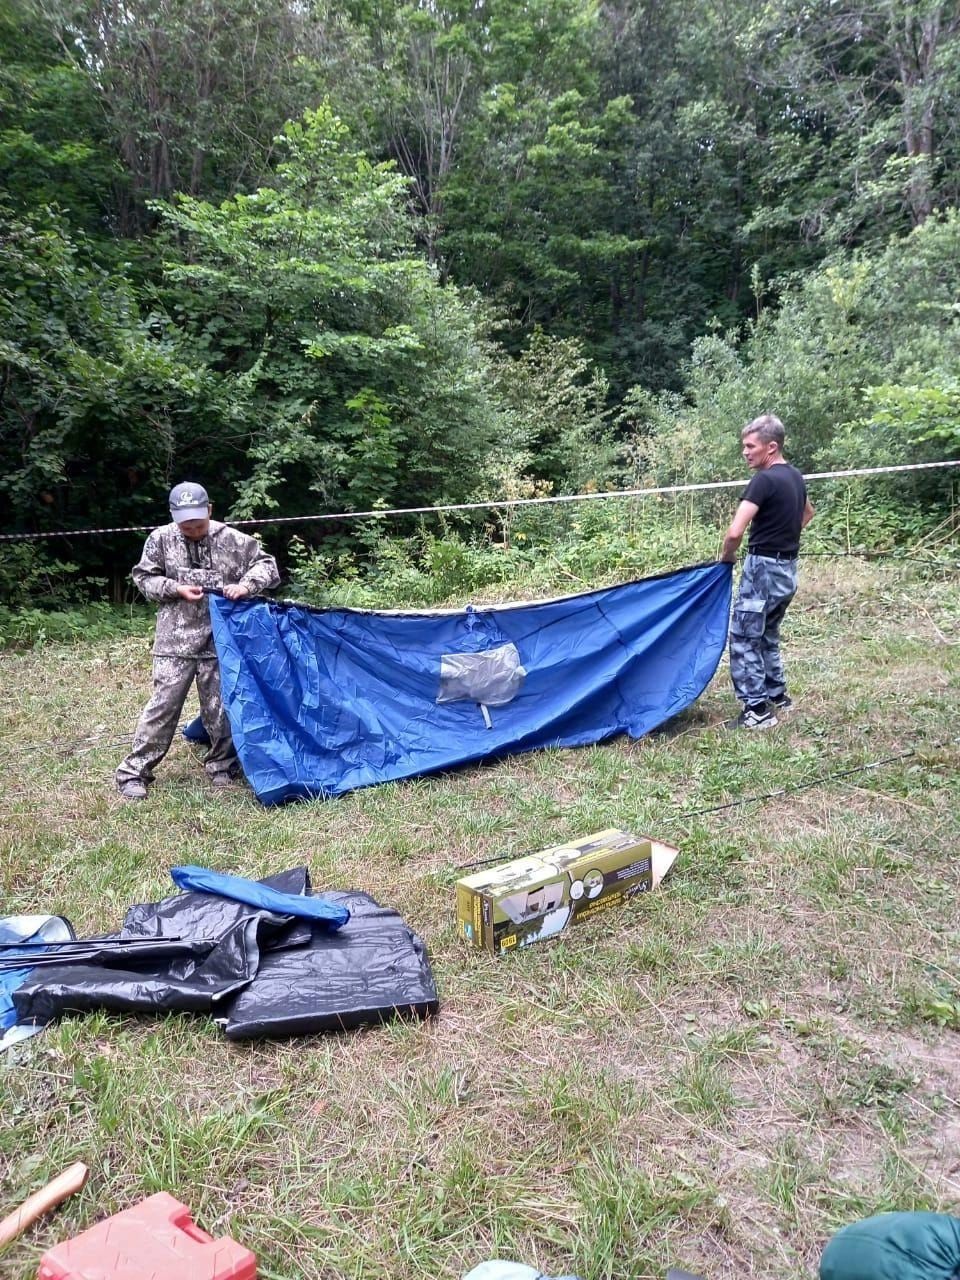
[804,485,944,555]
[626,214,960,530]
[0,543,87,609]
[287,527,526,608]
[3,0,960,610]
[485,329,615,495]
[317,0,744,394]
[37,0,329,221]
[0,206,238,552]
[0,602,152,650]
[443,87,651,386]
[316,0,960,395]
[0,2,121,237]
[744,0,960,246]
[156,105,502,521]
[863,381,960,454]
[902,981,960,1032]
[287,491,721,609]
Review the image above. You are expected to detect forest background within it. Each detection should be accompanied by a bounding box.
[2,0,959,621]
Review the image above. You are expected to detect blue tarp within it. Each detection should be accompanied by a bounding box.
[1,915,74,1051]
[209,562,733,805]
[170,865,350,928]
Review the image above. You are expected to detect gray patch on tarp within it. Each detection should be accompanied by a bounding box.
[437,642,526,727]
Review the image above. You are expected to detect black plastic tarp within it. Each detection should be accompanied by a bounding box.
[222,890,439,1039]
[13,869,438,1039]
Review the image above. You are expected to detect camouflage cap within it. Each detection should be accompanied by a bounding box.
[169,482,210,523]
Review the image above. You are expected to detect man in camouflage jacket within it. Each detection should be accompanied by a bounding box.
[115,482,280,800]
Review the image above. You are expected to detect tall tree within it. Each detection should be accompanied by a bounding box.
[38,0,327,227]
[746,0,960,245]
[155,105,502,518]
[0,0,121,235]
[0,206,236,544]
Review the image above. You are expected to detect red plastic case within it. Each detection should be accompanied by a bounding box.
[37,1192,256,1280]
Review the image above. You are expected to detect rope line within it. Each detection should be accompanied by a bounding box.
[674,750,916,818]
[453,750,918,871]
[2,459,958,543]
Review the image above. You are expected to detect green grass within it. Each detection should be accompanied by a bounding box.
[1,557,959,1279]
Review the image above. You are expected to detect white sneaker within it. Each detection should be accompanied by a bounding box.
[724,707,778,731]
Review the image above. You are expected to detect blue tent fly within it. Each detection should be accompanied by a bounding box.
[201,562,732,805]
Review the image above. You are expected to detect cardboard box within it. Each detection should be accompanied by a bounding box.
[457,827,678,954]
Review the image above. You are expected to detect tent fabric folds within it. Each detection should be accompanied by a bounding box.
[1,915,75,1050]
[12,869,438,1041]
[209,561,733,805]
[223,889,438,1040]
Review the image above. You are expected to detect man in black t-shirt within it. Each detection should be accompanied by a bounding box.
[719,414,815,729]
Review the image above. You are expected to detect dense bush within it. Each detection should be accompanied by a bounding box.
[0,602,152,650]
[622,214,960,533]
[286,493,723,609]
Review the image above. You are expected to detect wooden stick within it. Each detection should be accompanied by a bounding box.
[0,1162,89,1248]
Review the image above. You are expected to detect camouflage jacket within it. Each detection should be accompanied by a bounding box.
[132,520,281,657]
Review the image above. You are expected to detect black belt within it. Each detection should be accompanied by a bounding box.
[749,550,798,561]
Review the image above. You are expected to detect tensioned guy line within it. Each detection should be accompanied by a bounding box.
[2,459,958,542]
[452,749,921,871]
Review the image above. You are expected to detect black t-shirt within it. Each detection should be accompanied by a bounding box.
[742,463,807,557]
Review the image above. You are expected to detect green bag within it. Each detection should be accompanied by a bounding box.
[821,1212,960,1280]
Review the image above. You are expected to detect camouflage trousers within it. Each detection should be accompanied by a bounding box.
[115,655,237,787]
[729,554,799,707]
